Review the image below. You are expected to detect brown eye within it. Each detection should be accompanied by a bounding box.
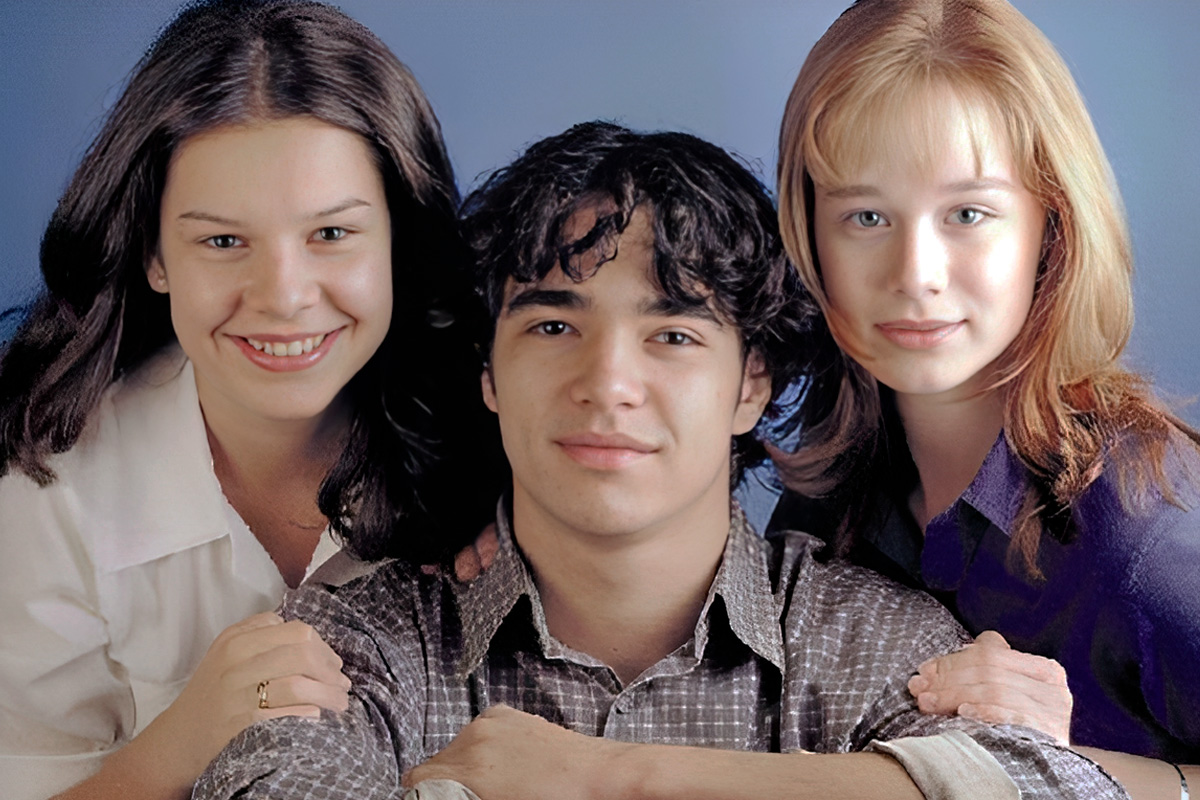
[656,331,695,346]
[317,226,347,241]
[537,321,569,335]
[206,234,240,249]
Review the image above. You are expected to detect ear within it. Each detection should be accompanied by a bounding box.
[147,256,169,294]
[481,366,498,414]
[732,351,772,436]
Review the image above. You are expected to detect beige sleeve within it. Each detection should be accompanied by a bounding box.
[869,730,1020,800]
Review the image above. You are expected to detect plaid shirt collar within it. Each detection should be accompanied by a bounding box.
[453,500,786,679]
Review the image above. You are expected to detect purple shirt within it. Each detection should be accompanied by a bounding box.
[766,433,1200,760]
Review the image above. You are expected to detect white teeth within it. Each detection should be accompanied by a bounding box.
[245,335,328,356]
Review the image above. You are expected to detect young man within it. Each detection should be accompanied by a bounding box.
[197,122,1126,800]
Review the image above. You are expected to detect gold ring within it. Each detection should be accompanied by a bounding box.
[257,680,270,709]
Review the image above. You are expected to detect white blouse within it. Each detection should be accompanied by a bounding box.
[0,346,338,799]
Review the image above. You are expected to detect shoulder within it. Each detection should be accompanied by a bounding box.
[1,345,228,571]
[284,557,452,652]
[768,529,966,650]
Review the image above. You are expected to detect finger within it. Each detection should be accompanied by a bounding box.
[475,524,500,570]
[254,674,350,713]
[916,663,1069,702]
[920,647,1067,687]
[974,630,1010,649]
[228,641,350,692]
[915,630,1009,674]
[908,674,930,696]
[915,670,1069,716]
[212,613,285,647]
[454,544,483,582]
[225,619,346,666]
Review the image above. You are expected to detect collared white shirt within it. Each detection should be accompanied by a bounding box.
[0,345,338,800]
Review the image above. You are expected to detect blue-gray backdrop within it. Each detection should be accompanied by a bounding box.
[2,1,1197,421]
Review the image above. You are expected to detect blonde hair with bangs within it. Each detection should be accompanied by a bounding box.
[776,0,1200,575]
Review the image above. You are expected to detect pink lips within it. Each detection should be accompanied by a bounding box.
[876,319,964,349]
[231,328,342,372]
[556,432,657,470]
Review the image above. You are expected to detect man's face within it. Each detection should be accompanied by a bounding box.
[482,208,771,543]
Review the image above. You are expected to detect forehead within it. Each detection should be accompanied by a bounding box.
[812,80,1017,188]
[163,118,383,208]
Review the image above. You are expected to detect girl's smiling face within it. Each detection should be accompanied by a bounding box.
[150,117,393,430]
[812,85,1046,405]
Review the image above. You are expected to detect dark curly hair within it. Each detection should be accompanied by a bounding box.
[0,0,504,564]
[461,121,820,483]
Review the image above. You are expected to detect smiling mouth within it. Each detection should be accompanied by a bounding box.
[245,333,327,357]
[233,329,341,372]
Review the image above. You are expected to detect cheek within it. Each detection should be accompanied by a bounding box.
[978,231,1040,332]
[342,252,394,331]
[165,269,236,336]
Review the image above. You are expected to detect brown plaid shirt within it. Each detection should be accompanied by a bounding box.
[196,505,1127,800]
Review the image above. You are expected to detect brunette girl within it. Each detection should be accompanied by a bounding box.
[0,2,500,798]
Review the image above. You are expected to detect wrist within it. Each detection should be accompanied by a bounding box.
[104,711,203,800]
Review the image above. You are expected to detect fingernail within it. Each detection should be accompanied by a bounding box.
[910,677,928,693]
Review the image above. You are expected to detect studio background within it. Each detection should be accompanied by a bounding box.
[2,1,1197,422]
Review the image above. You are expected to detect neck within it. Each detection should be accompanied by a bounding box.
[198,380,351,586]
[895,388,1003,530]
[512,487,731,686]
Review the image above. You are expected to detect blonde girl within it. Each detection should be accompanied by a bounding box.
[773,0,1199,795]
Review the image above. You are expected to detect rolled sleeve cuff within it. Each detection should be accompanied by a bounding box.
[869,730,1019,800]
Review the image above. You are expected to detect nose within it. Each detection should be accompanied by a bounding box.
[889,218,948,298]
[567,331,646,411]
[244,242,320,319]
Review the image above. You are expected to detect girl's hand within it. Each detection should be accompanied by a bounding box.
[109,611,351,797]
[452,524,500,582]
[907,630,1072,745]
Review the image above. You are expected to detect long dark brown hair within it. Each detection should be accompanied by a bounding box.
[0,0,503,563]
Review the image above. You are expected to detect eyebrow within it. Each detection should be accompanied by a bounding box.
[175,197,373,225]
[640,295,722,325]
[503,288,588,315]
[822,177,1015,200]
[941,178,1015,193]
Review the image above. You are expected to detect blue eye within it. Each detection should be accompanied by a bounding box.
[317,226,347,241]
[206,234,240,249]
[854,210,883,228]
[953,208,984,224]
